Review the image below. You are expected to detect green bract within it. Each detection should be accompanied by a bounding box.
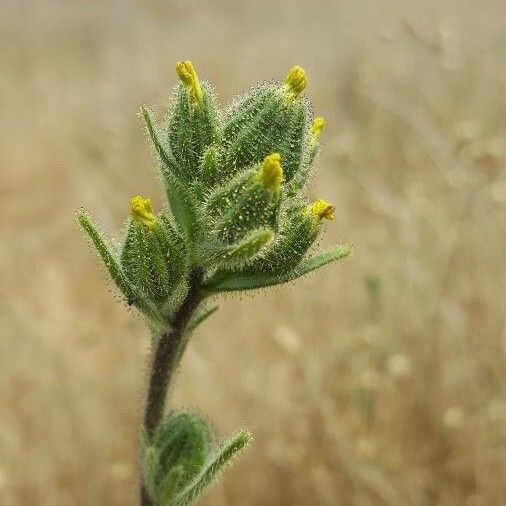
[78,60,351,506]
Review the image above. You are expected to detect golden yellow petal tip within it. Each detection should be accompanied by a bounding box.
[175,60,203,104]
[311,116,325,145]
[311,199,335,220]
[285,66,307,98]
[131,195,156,228]
[260,153,283,193]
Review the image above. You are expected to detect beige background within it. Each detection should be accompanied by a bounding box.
[1,0,505,504]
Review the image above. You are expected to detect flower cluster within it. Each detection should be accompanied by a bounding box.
[78,61,351,505]
[78,61,350,327]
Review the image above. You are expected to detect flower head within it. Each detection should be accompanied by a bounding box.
[310,117,325,145]
[259,153,283,193]
[309,199,335,221]
[176,60,203,104]
[131,195,156,228]
[285,66,307,98]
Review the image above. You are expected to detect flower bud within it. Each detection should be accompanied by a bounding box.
[258,153,283,193]
[121,196,176,302]
[131,195,156,228]
[248,198,335,274]
[309,198,335,221]
[217,66,310,182]
[175,60,203,104]
[168,60,219,182]
[211,153,284,244]
[285,66,307,99]
[310,117,325,146]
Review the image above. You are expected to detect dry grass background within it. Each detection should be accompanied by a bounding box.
[1,0,506,504]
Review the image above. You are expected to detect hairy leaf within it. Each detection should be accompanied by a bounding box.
[204,243,353,293]
[140,106,199,242]
[77,211,163,325]
[173,429,252,506]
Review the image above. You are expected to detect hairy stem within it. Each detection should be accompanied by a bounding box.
[141,269,203,505]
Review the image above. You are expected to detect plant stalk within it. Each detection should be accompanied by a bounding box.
[140,269,203,505]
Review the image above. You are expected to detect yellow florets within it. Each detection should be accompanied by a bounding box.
[310,199,335,220]
[285,66,307,98]
[131,195,156,228]
[310,117,325,145]
[175,60,203,104]
[259,153,283,193]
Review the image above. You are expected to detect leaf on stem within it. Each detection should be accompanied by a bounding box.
[204,243,353,293]
[140,106,199,242]
[173,429,253,506]
[77,210,163,326]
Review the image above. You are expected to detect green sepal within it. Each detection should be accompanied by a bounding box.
[275,100,310,183]
[157,211,189,283]
[173,429,252,506]
[221,85,274,141]
[213,175,281,244]
[77,211,163,325]
[200,146,219,185]
[164,171,200,244]
[120,219,171,302]
[248,203,321,274]
[204,244,353,293]
[212,227,275,270]
[219,85,287,179]
[218,83,309,183]
[140,106,199,242]
[161,278,190,321]
[167,82,219,181]
[286,139,319,197]
[219,85,276,178]
[202,168,254,224]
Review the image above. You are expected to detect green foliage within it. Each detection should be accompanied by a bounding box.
[172,429,252,506]
[78,60,351,505]
[141,410,252,506]
[80,62,350,324]
[204,244,353,293]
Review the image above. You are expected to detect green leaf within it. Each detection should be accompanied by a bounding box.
[77,211,163,325]
[173,429,252,506]
[155,410,212,487]
[175,304,219,367]
[158,465,185,504]
[186,304,219,335]
[204,243,353,293]
[215,227,275,269]
[140,106,198,242]
[140,105,177,170]
[78,211,135,300]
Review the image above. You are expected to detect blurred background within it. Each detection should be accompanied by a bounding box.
[1,0,505,504]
